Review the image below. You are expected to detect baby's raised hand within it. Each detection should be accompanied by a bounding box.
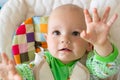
[0,53,22,80]
[81,7,117,45]
[81,7,118,56]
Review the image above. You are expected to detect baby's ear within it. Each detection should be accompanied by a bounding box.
[86,43,93,52]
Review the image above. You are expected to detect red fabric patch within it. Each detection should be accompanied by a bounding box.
[12,45,19,55]
[16,24,26,35]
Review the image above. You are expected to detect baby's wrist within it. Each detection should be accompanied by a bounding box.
[94,44,118,62]
[94,40,113,57]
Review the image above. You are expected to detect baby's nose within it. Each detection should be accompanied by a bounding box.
[61,40,70,44]
[60,36,71,44]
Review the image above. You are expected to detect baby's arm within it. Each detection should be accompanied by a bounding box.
[81,7,118,57]
[81,7,120,79]
[86,45,120,79]
[0,53,22,80]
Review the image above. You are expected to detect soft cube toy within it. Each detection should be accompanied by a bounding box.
[12,16,48,64]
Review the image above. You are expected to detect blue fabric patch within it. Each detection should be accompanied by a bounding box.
[33,16,40,24]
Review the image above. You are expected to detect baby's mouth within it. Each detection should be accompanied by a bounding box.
[59,48,72,52]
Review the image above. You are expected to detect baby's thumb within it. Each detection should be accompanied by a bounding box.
[80,30,94,43]
[8,60,16,74]
[80,30,88,40]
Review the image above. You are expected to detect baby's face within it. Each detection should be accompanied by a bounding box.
[45,5,89,64]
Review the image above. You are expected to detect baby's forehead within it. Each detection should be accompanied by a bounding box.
[47,4,86,30]
[48,4,85,23]
[51,4,84,16]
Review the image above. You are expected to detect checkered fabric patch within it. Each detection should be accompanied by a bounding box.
[12,16,48,64]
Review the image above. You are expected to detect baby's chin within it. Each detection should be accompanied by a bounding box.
[55,55,78,64]
[59,58,77,64]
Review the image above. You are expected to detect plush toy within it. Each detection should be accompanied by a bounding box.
[12,16,48,64]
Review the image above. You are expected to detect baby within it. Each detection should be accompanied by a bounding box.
[0,4,120,80]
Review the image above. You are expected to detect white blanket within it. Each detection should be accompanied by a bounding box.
[0,0,120,80]
[0,0,120,62]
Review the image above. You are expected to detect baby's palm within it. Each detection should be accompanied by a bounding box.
[81,7,118,45]
[0,53,22,80]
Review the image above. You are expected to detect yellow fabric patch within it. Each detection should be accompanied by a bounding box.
[40,24,48,33]
[24,17,33,24]
[14,55,21,64]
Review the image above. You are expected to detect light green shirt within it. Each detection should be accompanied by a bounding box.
[86,44,120,80]
[16,44,120,80]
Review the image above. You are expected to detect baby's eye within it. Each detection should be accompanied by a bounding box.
[52,30,61,35]
[72,31,80,36]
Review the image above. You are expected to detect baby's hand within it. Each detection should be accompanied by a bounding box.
[0,53,22,80]
[81,7,117,45]
[81,7,118,56]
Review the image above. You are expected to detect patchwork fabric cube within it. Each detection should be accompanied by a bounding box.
[12,16,48,64]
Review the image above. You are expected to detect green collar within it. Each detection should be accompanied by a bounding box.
[45,51,78,80]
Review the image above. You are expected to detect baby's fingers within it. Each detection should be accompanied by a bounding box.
[8,60,22,80]
[102,7,110,23]
[107,14,118,27]
[93,8,100,22]
[1,53,9,65]
[84,9,92,23]
[8,60,16,75]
